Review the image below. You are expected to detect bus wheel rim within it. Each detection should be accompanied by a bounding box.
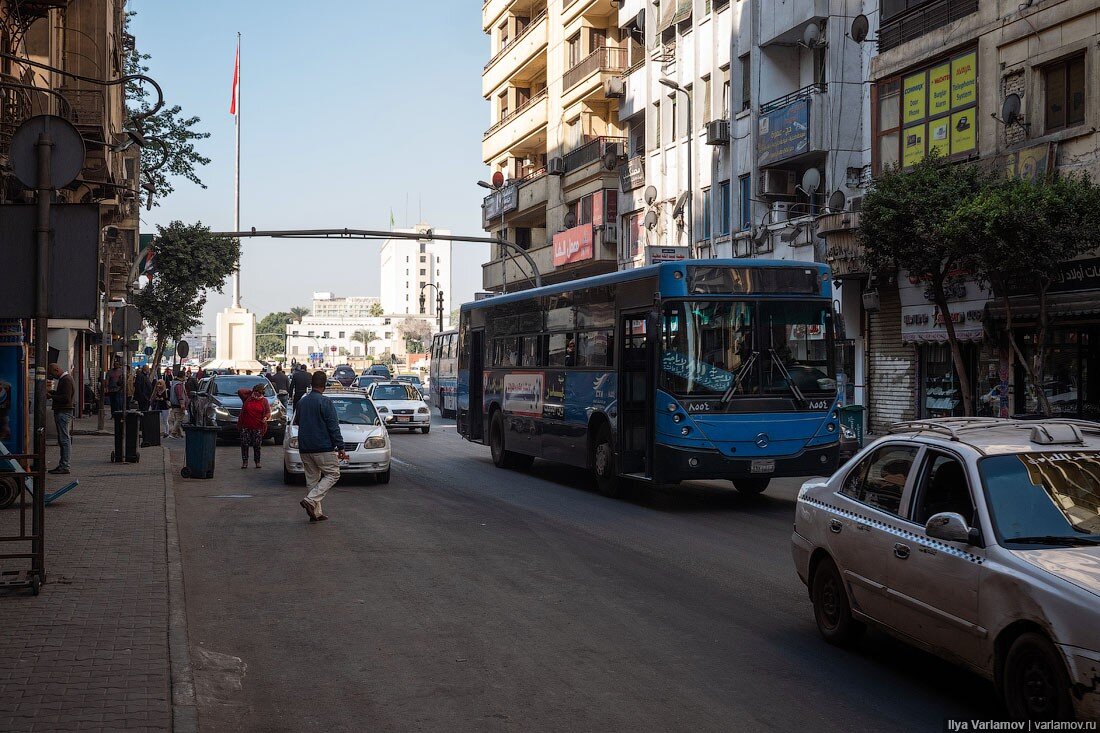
[595,443,609,475]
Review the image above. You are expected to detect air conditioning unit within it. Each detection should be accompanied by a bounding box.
[547,157,566,176]
[849,195,864,212]
[770,201,793,225]
[760,168,796,197]
[705,119,730,145]
[604,76,625,99]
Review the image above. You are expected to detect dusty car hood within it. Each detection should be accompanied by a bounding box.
[288,424,385,441]
[374,400,426,411]
[1012,546,1100,599]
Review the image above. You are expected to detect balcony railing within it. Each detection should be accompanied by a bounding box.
[483,88,548,140]
[484,8,547,71]
[563,135,627,173]
[563,47,627,92]
[760,83,826,114]
[878,0,979,52]
[60,87,105,130]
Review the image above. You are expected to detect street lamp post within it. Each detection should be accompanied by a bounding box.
[419,283,445,333]
[479,178,510,294]
[659,77,694,256]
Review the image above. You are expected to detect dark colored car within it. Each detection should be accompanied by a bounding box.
[352,375,387,390]
[395,374,427,399]
[365,364,392,378]
[332,365,357,387]
[202,375,287,443]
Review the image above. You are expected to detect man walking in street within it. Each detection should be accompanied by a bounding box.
[47,363,75,475]
[105,361,124,415]
[270,364,290,408]
[167,373,189,438]
[297,370,348,522]
[290,363,311,410]
[134,364,152,412]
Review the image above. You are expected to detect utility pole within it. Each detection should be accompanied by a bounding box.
[32,131,52,575]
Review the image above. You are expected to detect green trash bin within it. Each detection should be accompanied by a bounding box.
[839,405,866,447]
[181,424,218,479]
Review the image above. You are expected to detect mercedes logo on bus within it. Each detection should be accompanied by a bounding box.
[755,433,770,449]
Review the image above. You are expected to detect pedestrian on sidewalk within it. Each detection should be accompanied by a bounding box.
[134,364,152,412]
[167,375,189,438]
[297,370,348,522]
[47,363,75,475]
[185,369,199,397]
[236,383,271,469]
[290,363,310,410]
[105,361,124,414]
[269,364,289,405]
[150,378,170,436]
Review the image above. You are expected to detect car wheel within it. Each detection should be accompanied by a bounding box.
[376,468,391,484]
[591,424,620,498]
[811,557,864,646]
[732,478,770,495]
[1002,632,1074,721]
[421,425,430,434]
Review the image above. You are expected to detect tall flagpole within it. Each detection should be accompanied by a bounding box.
[232,32,241,308]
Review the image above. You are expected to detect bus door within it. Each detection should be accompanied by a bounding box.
[468,328,485,441]
[618,310,654,478]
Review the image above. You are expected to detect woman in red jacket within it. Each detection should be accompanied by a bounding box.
[237,384,271,469]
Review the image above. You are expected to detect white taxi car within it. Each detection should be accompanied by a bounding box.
[792,418,1100,722]
[366,381,431,434]
[283,389,391,484]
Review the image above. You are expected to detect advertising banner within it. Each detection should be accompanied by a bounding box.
[0,320,26,454]
[899,270,989,343]
[758,98,810,166]
[951,110,976,154]
[903,124,926,167]
[903,71,927,124]
[503,372,543,417]
[620,155,645,192]
[552,223,594,266]
[951,51,977,108]
[646,246,688,264]
[928,117,950,158]
[929,63,951,116]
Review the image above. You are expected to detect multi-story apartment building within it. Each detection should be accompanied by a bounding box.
[480,0,628,291]
[847,0,1100,432]
[380,225,453,326]
[309,293,381,320]
[1,0,135,414]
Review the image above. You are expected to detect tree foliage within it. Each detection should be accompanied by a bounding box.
[289,306,311,322]
[397,317,432,353]
[351,329,376,355]
[256,311,291,360]
[368,302,385,318]
[133,221,240,372]
[124,11,211,205]
[859,153,991,416]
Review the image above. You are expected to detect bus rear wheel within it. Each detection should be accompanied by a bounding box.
[591,424,620,498]
[490,411,532,470]
[732,478,770,495]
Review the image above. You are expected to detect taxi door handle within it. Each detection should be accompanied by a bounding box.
[828,519,842,534]
[893,543,911,560]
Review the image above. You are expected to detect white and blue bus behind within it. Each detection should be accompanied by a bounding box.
[455,260,840,495]
[430,329,458,418]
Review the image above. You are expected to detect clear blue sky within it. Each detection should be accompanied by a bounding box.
[130,0,489,332]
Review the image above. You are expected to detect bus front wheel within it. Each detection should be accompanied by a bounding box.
[490,411,532,470]
[591,425,619,498]
[732,478,770,495]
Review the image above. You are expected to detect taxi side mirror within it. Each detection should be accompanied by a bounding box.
[925,512,971,544]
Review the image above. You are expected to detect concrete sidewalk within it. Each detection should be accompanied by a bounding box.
[0,434,193,731]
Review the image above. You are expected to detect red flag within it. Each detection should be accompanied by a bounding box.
[229,41,240,116]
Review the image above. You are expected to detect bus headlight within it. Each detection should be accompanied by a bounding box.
[673,413,683,423]
[826,423,836,433]
[667,403,677,412]
[681,426,691,436]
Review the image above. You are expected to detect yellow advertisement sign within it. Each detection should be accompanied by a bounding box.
[951,109,976,154]
[903,71,927,124]
[903,123,926,167]
[928,117,951,158]
[929,63,951,116]
[951,52,976,108]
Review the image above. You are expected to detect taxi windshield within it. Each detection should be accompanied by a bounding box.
[330,397,378,425]
[373,384,419,401]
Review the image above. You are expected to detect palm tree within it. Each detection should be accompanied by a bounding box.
[368,302,384,318]
[352,329,376,357]
[289,306,310,323]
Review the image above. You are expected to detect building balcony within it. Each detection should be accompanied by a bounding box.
[562,0,615,26]
[483,89,549,163]
[562,47,627,107]
[818,212,867,280]
[481,222,617,292]
[757,84,830,168]
[878,0,979,53]
[758,0,827,47]
[617,61,646,119]
[482,10,548,97]
[482,0,516,31]
[481,168,550,229]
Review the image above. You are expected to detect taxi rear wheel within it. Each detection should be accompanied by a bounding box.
[1002,632,1074,721]
[811,557,864,646]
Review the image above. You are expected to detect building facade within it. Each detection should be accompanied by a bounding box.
[380,225,453,326]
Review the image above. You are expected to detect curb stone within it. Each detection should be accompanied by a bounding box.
[162,444,198,732]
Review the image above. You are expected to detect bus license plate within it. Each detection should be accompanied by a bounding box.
[750,459,775,474]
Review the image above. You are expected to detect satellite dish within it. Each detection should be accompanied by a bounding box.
[801,168,822,194]
[603,151,620,170]
[635,9,645,31]
[176,340,190,358]
[850,14,869,44]
[564,210,577,229]
[802,23,821,47]
[9,115,86,189]
[672,192,690,219]
[644,210,658,230]
[644,185,658,206]
[828,190,847,212]
[491,170,505,188]
[1002,93,1022,126]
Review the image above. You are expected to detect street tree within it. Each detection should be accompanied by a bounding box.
[949,173,1100,415]
[351,329,376,356]
[289,306,310,323]
[398,318,432,353]
[256,311,292,360]
[368,302,385,318]
[859,153,990,416]
[125,12,211,205]
[133,221,239,372]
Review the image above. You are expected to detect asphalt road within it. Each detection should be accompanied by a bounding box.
[170,418,999,733]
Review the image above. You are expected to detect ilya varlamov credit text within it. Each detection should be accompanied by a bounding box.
[946,722,1097,731]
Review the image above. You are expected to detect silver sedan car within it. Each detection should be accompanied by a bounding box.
[791,418,1100,722]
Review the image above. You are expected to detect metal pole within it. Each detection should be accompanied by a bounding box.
[231,33,242,308]
[437,290,444,333]
[685,88,694,256]
[32,131,52,582]
[98,244,110,431]
[500,205,506,295]
[122,303,129,460]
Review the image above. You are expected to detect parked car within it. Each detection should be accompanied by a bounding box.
[394,373,427,398]
[351,375,387,390]
[365,364,392,379]
[332,365,357,387]
[283,389,390,484]
[791,417,1100,721]
[366,381,431,434]
[202,374,287,443]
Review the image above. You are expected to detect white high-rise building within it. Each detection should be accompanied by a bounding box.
[380,225,453,329]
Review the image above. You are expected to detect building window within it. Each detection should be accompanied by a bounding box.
[738,175,752,231]
[652,100,661,148]
[875,79,902,173]
[738,56,749,112]
[701,187,712,240]
[717,180,731,235]
[670,93,678,141]
[567,32,581,68]
[704,0,712,14]
[420,269,426,275]
[292,330,299,336]
[701,75,712,124]
[323,331,330,338]
[1045,55,1086,133]
[308,331,315,337]
[498,89,508,121]
[338,331,345,338]
[499,20,509,51]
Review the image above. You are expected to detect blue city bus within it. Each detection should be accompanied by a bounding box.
[429,329,459,418]
[456,259,840,496]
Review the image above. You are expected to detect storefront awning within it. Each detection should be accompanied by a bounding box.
[986,290,1100,322]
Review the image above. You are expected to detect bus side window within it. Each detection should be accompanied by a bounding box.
[520,336,539,367]
[548,333,576,367]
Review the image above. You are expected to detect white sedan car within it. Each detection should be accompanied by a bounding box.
[792,417,1100,722]
[283,390,391,484]
[367,381,431,434]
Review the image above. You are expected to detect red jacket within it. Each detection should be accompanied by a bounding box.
[236,389,271,431]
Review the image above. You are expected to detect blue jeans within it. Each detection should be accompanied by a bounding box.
[54,410,73,470]
[108,392,124,414]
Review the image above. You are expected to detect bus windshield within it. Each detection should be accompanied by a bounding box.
[661,300,835,401]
